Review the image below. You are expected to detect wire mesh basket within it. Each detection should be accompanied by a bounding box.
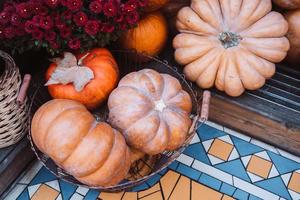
[28,50,207,191]
[0,50,30,148]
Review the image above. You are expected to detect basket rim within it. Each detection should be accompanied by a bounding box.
[27,49,203,191]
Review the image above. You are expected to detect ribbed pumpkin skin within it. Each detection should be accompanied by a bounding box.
[173,0,290,97]
[108,69,192,155]
[120,11,168,57]
[31,99,131,187]
[46,48,119,110]
[273,0,300,9]
[144,0,169,12]
[285,10,300,65]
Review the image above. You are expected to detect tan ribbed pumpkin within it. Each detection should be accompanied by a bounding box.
[108,69,192,155]
[173,0,290,97]
[31,99,131,187]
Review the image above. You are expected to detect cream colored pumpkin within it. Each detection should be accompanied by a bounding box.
[108,69,192,155]
[173,0,290,96]
[31,99,131,187]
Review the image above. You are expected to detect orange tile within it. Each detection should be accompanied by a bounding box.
[222,194,235,200]
[169,176,190,200]
[122,192,137,200]
[31,184,59,200]
[140,191,163,200]
[138,183,160,198]
[191,181,223,200]
[288,172,300,193]
[160,170,180,199]
[247,155,272,179]
[99,191,124,200]
[208,139,233,161]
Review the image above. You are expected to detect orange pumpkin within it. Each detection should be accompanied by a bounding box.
[144,0,169,12]
[31,99,131,187]
[46,48,119,110]
[120,11,168,58]
[108,69,192,155]
[284,9,300,65]
[273,0,300,9]
[173,0,290,97]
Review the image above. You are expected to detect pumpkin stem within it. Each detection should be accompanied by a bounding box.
[218,32,242,49]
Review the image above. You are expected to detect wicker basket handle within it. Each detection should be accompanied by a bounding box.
[200,90,211,122]
[17,74,31,104]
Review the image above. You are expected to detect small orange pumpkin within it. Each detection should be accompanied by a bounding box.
[144,0,169,12]
[120,11,168,58]
[46,48,119,110]
[31,99,131,187]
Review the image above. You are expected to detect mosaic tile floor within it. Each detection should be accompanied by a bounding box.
[4,121,300,200]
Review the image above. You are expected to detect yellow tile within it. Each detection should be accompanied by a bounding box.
[247,155,272,179]
[99,191,124,200]
[222,194,235,200]
[122,192,137,200]
[169,176,190,200]
[191,181,223,200]
[288,172,300,193]
[208,139,233,161]
[31,184,59,200]
[138,183,160,198]
[160,170,180,199]
[140,191,163,200]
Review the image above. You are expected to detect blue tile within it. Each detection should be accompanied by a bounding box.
[215,160,251,182]
[17,189,30,200]
[231,136,263,156]
[84,189,100,200]
[30,167,57,186]
[220,183,236,196]
[197,124,226,141]
[183,143,211,165]
[168,160,179,170]
[233,189,249,200]
[249,194,263,200]
[146,174,161,186]
[198,173,222,191]
[177,163,201,180]
[59,180,77,200]
[268,151,300,174]
[255,177,292,200]
[131,182,150,192]
[158,168,168,175]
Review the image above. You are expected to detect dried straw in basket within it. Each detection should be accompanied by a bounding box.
[0,50,29,148]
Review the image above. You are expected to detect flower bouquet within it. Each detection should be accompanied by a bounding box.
[0,0,148,55]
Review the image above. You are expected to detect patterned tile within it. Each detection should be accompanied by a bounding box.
[3,120,300,200]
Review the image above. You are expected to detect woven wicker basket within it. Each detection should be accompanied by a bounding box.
[0,50,30,148]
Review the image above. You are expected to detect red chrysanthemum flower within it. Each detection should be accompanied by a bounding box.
[119,23,127,30]
[62,10,73,20]
[40,16,53,30]
[102,23,114,33]
[126,10,139,25]
[3,2,16,13]
[50,40,60,49]
[138,0,148,7]
[10,14,22,26]
[89,1,102,14]
[66,0,83,12]
[24,20,35,33]
[123,0,138,13]
[14,24,26,36]
[4,26,15,39]
[45,0,60,8]
[0,26,5,39]
[68,37,81,49]
[45,31,56,41]
[84,20,99,36]
[0,11,11,25]
[32,28,43,40]
[103,1,117,17]
[16,3,32,19]
[60,26,72,38]
[60,0,68,6]
[115,13,124,23]
[73,11,88,26]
